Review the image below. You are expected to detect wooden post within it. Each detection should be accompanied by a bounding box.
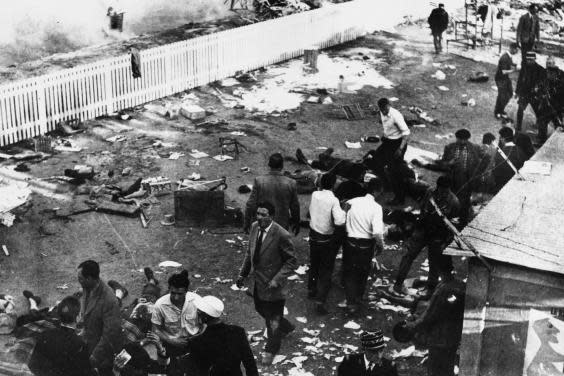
[36,77,47,135]
[304,46,319,70]
[103,61,114,115]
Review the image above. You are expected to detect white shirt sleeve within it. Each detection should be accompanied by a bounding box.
[331,198,346,226]
[393,109,410,136]
[371,204,384,241]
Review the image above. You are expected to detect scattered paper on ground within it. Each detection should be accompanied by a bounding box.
[158,261,182,268]
[391,345,428,359]
[344,321,361,330]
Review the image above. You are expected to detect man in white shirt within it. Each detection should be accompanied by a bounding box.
[370,98,410,206]
[152,270,200,375]
[308,173,346,315]
[343,178,385,315]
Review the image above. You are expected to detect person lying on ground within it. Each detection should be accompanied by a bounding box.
[27,295,95,376]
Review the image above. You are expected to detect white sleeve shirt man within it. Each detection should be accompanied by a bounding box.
[309,189,346,235]
[380,107,410,140]
[345,194,384,243]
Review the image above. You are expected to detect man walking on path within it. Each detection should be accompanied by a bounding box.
[494,43,519,119]
[245,153,300,235]
[516,4,540,61]
[515,52,546,137]
[237,201,297,365]
[343,178,385,315]
[428,3,449,54]
[371,98,410,206]
[308,173,346,315]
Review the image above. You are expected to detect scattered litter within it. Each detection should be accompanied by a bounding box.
[189,150,209,159]
[188,173,201,180]
[373,300,410,313]
[213,155,234,161]
[322,97,333,105]
[54,145,82,152]
[180,104,206,120]
[296,317,308,324]
[288,275,301,281]
[344,321,361,330]
[153,141,177,148]
[230,131,246,136]
[158,260,182,268]
[335,356,344,363]
[122,167,132,176]
[307,96,320,103]
[431,70,446,80]
[169,152,185,160]
[391,345,428,359]
[303,328,320,336]
[213,277,233,284]
[337,300,347,308]
[273,355,287,365]
[0,182,32,214]
[411,124,426,128]
[287,367,314,376]
[0,211,15,227]
[56,284,69,290]
[389,97,399,102]
[193,274,202,278]
[295,265,309,275]
[2,245,9,256]
[435,133,454,140]
[106,135,127,143]
[461,98,476,107]
[404,146,439,165]
[240,167,251,173]
[345,141,362,149]
[437,85,450,91]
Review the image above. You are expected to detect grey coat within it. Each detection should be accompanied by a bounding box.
[239,221,297,301]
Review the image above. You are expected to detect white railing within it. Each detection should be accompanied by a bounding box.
[0,0,372,147]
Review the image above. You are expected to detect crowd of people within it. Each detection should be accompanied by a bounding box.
[2,4,562,376]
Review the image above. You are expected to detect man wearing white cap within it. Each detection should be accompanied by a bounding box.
[186,296,258,376]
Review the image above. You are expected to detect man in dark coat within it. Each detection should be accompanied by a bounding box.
[516,52,547,138]
[437,129,487,226]
[389,176,460,298]
[245,153,300,234]
[516,4,540,60]
[536,56,564,141]
[493,127,527,192]
[28,296,95,376]
[405,273,466,376]
[494,43,519,119]
[428,3,449,54]
[186,295,258,376]
[337,329,398,376]
[77,260,123,376]
[237,201,297,365]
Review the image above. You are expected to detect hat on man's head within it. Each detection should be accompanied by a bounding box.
[455,128,471,140]
[499,126,514,140]
[360,329,386,351]
[195,295,224,318]
[526,51,536,60]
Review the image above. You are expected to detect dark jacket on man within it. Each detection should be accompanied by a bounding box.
[516,12,540,45]
[414,278,466,348]
[440,141,487,191]
[428,7,449,34]
[245,171,300,230]
[28,324,94,376]
[187,322,258,376]
[337,353,398,376]
[516,62,546,99]
[493,142,527,191]
[240,221,297,301]
[79,280,123,370]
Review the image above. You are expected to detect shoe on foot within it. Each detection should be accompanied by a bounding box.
[315,302,329,315]
[261,352,274,365]
[23,290,41,305]
[108,280,129,299]
[296,148,309,165]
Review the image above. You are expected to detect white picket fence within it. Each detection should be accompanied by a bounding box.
[0,0,373,147]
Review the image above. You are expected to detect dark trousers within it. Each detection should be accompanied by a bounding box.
[343,238,375,308]
[394,228,453,291]
[428,346,458,376]
[370,138,407,201]
[520,41,535,62]
[253,292,294,354]
[455,186,472,227]
[432,32,443,53]
[308,229,340,303]
[494,79,513,115]
[164,344,190,376]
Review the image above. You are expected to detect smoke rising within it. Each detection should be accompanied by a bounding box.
[0,0,229,66]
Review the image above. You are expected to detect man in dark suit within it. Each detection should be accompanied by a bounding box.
[437,129,487,226]
[337,329,398,376]
[516,4,540,61]
[77,260,123,376]
[493,127,527,192]
[245,153,300,234]
[237,201,297,365]
[428,3,449,54]
[186,295,259,376]
[28,296,95,376]
[516,52,547,137]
